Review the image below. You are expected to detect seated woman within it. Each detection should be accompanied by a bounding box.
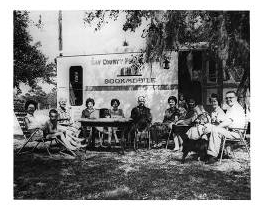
[57,97,84,143]
[151,96,186,149]
[186,93,225,140]
[24,100,44,140]
[107,98,125,145]
[172,98,200,151]
[43,109,83,151]
[208,93,226,125]
[81,98,100,148]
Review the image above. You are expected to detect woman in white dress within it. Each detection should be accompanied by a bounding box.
[24,100,44,140]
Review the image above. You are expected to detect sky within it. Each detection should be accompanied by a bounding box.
[20,10,148,93]
[4,1,265,204]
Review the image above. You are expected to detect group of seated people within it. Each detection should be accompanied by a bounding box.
[81,98,125,148]
[23,90,246,164]
[24,99,86,151]
[23,97,126,151]
[125,91,245,164]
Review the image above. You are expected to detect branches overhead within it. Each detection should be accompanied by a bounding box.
[83,10,250,94]
[13,10,56,89]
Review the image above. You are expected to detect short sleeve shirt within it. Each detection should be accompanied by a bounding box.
[25,113,40,130]
[81,108,99,119]
[210,107,226,125]
[226,103,245,129]
[109,108,124,118]
[163,106,187,123]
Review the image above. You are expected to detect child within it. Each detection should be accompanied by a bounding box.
[178,93,188,110]
[43,109,84,151]
[186,112,211,140]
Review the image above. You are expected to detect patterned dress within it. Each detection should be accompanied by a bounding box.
[57,107,80,137]
[57,107,72,126]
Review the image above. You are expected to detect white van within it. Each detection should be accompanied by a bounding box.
[56,51,179,122]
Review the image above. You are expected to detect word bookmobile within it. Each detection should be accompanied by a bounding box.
[56,48,239,121]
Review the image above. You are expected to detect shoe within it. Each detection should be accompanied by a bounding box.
[205,155,217,164]
[76,143,87,149]
[74,137,85,142]
[157,143,163,148]
[173,148,180,152]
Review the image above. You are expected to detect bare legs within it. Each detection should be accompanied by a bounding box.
[173,134,183,151]
[46,132,77,151]
[107,127,120,145]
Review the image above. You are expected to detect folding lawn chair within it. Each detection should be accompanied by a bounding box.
[150,122,172,149]
[219,119,250,164]
[15,110,76,157]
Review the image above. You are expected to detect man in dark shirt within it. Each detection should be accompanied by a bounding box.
[129,96,152,147]
[130,96,152,132]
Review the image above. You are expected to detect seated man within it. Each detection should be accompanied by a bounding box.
[129,96,152,143]
[204,91,245,164]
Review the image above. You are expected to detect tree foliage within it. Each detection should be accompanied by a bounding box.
[13,10,56,89]
[20,85,57,109]
[84,10,250,98]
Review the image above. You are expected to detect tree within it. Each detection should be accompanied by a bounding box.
[84,10,250,102]
[13,10,56,90]
[46,87,57,108]
[20,85,48,109]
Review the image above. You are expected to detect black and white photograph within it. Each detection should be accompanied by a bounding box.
[9,2,257,201]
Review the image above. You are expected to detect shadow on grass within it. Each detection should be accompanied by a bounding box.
[14,149,250,200]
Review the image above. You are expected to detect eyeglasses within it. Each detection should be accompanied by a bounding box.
[225,96,235,100]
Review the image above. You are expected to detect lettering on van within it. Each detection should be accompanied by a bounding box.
[91,57,133,66]
[105,77,156,84]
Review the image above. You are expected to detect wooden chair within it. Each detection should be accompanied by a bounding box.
[219,120,250,164]
[134,126,151,150]
[150,122,172,149]
[15,111,76,157]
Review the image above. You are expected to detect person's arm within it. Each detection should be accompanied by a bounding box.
[24,116,41,130]
[130,108,138,121]
[218,118,232,128]
[120,109,125,118]
[66,109,73,124]
[178,107,187,120]
[81,109,86,118]
[147,108,152,124]
[95,109,100,119]
[24,117,30,131]
[216,110,227,124]
[69,114,74,125]
[162,111,167,123]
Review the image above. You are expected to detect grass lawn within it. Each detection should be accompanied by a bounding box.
[14,136,250,200]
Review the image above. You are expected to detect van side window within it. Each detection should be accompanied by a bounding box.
[69,66,83,106]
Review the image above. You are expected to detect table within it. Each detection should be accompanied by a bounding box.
[77,118,133,154]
